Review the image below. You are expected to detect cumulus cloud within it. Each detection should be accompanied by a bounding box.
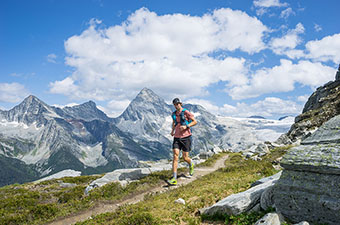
[280,7,295,19]
[297,95,309,102]
[270,23,305,57]
[253,0,288,8]
[229,59,335,100]
[314,24,322,32]
[105,99,131,117]
[305,33,340,64]
[47,54,57,63]
[188,97,302,118]
[50,7,268,103]
[186,98,220,112]
[0,83,30,103]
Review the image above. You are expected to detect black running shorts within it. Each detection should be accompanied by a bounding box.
[172,136,192,152]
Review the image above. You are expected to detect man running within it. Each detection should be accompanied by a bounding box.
[168,98,197,185]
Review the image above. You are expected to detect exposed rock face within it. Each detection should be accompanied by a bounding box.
[282,66,340,143]
[273,115,340,225]
[200,173,280,216]
[254,213,282,225]
[0,88,292,186]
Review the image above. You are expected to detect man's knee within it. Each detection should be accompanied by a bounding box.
[182,153,190,161]
[173,149,179,160]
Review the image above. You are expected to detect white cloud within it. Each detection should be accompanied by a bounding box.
[314,24,322,32]
[255,8,268,16]
[270,23,305,56]
[105,99,131,117]
[280,7,295,19]
[188,97,302,118]
[50,7,268,102]
[186,98,220,112]
[52,103,79,108]
[297,95,309,102]
[229,59,335,100]
[47,53,57,63]
[0,83,30,103]
[305,33,340,64]
[253,0,288,8]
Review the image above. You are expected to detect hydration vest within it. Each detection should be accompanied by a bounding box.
[172,108,192,127]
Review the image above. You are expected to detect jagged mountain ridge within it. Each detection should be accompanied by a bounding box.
[0,95,163,186]
[280,66,340,144]
[0,88,293,186]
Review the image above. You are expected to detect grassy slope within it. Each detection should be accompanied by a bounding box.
[77,147,290,225]
[0,147,290,225]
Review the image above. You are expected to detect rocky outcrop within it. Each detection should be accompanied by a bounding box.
[282,66,340,143]
[273,114,340,225]
[254,213,282,225]
[336,64,340,81]
[85,158,205,194]
[200,172,281,216]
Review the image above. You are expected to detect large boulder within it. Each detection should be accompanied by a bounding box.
[273,115,340,225]
[254,213,282,225]
[200,174,280,216]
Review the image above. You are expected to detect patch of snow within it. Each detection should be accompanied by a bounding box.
[43,109,61,119]
[36,169,81,182]
[20,144,50,164]
[78,142,108,167]
[0,121,42,139]
[193,112,201,118]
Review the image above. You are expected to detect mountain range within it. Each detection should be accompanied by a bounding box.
[0,88,293,186]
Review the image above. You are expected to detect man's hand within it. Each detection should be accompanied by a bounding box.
[171,130,175,136]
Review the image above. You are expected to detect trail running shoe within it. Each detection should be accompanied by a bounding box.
[189,163,194,176]
[167,177,177,185]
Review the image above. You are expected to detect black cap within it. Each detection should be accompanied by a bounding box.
[172,98,181,105]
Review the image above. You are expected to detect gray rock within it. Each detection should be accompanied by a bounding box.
[274,114,340,224]
[275,133,292,145]
[293,222,310,225]
[280,143,340,174]
[250,155,262,161]
[301,115,340,145]
[85,159,202,193]
[260,185,275,210]
[199,151,214,159]
[175,198,186,205]
[247,203,261,213]
[254,213,282,225]
[201,176,279,216]
[251,171,282,187]
[59,182,77,188]
[273,170,340,225]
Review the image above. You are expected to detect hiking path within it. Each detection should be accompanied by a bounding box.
[48,154,229,225]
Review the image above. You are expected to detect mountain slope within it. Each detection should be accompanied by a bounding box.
[281,66,340,143]
[0,88,294,186]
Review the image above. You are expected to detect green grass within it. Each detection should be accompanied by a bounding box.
[0,147,289,225]
[0,175,102,225]
[76,147,289,225]
[0,152,226,224]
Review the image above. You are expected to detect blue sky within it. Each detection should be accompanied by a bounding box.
[1,0,339,119]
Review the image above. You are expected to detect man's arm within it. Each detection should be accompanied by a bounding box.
[171,121,175,136]
[187,117,197,128]
[179,111,197,131]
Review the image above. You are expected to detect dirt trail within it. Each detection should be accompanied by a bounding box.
[48,155,229,225]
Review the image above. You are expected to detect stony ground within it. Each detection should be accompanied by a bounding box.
[48,155,229,225]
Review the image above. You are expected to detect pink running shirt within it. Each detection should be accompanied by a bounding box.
[173,110,194,138]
